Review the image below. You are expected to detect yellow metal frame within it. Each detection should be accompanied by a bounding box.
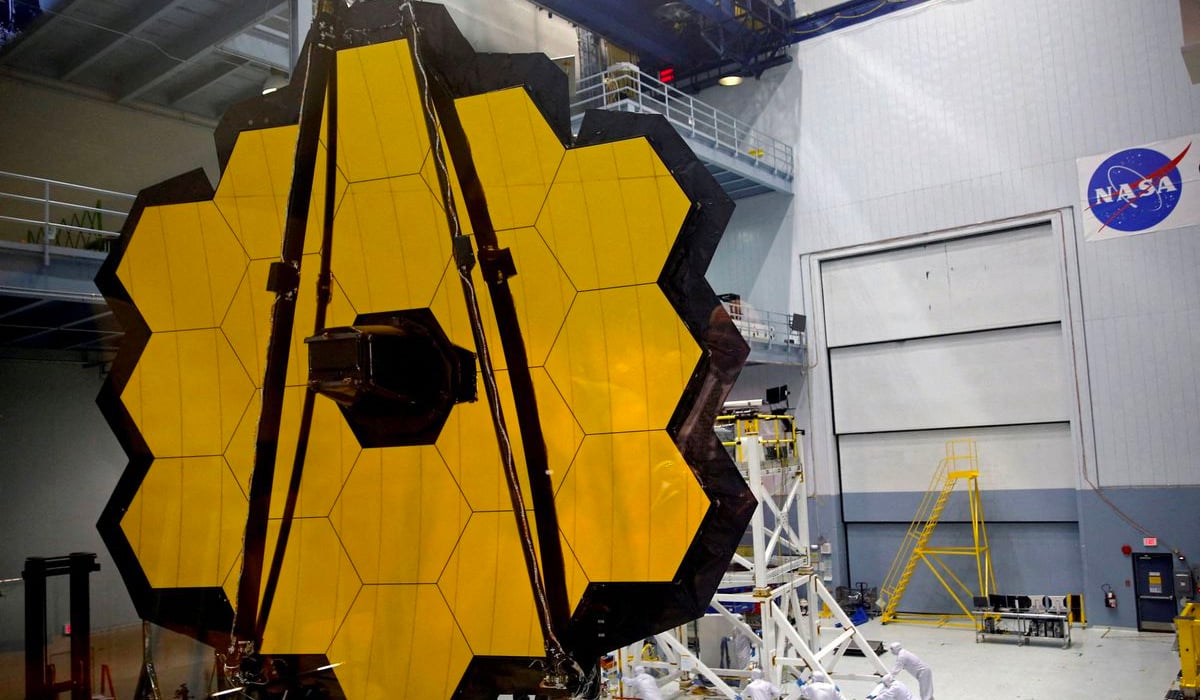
[878,439,997,629]
[1179,602,1200,697]
[715,412,800,468]
[1067,593,1087,628]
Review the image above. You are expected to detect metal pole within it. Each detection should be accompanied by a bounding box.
[806,574,820,653]
[42,181,50,267]
[23,557,47,700]
[745,433,777,681]
[68,553,95,700]
[234,0,337,652]
[762,599,777,684]
[745,435,767,592]
[796,430,810,565]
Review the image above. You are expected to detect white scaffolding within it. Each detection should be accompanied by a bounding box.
[614,415,887,699]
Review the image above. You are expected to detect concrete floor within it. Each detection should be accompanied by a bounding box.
[1,618,1182,699]
[830,619,1182,700]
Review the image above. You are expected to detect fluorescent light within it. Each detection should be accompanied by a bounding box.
[261,73,289,94]
[718,75,743,86]
[210,688,244,698]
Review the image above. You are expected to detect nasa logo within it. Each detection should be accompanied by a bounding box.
[1087,144,1189,232]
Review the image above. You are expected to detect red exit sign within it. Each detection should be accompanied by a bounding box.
[1143,537,1158,547]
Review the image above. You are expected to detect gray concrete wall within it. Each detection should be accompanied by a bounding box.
[0,359,133,649]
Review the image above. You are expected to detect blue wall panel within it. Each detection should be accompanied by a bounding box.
[847,521,1084,615]
[1077,486,1200,629]
[0,360,132,649]
[845,486,1200,625]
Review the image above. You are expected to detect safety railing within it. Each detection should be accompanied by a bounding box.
[720,299,804,349]
[572,63,794,181]
[715,412,802,476]
[0,171,135,257]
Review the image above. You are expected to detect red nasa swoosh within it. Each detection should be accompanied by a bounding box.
[1090,142,1191,232]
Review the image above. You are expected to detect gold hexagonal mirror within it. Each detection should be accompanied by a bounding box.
[96,2,752,697]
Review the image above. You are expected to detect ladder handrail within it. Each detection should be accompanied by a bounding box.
[878,439,996,626]
[879,456,951,601]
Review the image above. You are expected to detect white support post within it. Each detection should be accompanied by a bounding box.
[813,576,889,675]
[655,632,741,699]
[814,628,855,665]
[803,571,818,650]
[41,180,51,267]
[744,435,768,592]
[795,431,810,551]
[762,597,778,684]
[769,601,825,673]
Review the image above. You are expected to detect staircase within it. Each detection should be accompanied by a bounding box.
[878,439,995,626]
[570,63,794,199]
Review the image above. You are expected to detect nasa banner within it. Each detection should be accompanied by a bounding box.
[1077,133,1199,241]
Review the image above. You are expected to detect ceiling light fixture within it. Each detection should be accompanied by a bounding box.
[261,72,289,95]
[718,74,743,86]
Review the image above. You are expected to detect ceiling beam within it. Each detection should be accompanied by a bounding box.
[0,297,49,322]
[61,330,123,351]
[117,0,286,104]
[676,49,791,90]
[530,0,694,64]
[60,308,117,330]
[219,29,290,71]
[676,0,790,38]
[165,56,247,106]
[58,0,190,81]
[679,0,794,70]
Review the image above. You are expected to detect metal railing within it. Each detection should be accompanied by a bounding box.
[0,171,135,259]
[721,300,804,349]
[572,63,794,181]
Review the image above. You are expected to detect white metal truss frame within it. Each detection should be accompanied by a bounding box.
[628,433,887,699]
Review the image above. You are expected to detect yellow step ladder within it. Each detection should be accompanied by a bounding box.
[878,439,996,628]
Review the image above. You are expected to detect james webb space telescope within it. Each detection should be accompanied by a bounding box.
[94,1,754,698]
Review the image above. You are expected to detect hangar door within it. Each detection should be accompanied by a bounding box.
[821,223,1083,612]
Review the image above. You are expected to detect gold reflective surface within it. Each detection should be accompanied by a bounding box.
[114,35,710,698]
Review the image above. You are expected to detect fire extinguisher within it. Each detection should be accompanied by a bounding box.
[1103,583,1117,608]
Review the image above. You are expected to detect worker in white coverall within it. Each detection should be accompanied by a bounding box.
[867,673,914,700]
[743,668,782,700]
[626,665,663,700]
[889,642,934,700]
[799,671,846,700]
